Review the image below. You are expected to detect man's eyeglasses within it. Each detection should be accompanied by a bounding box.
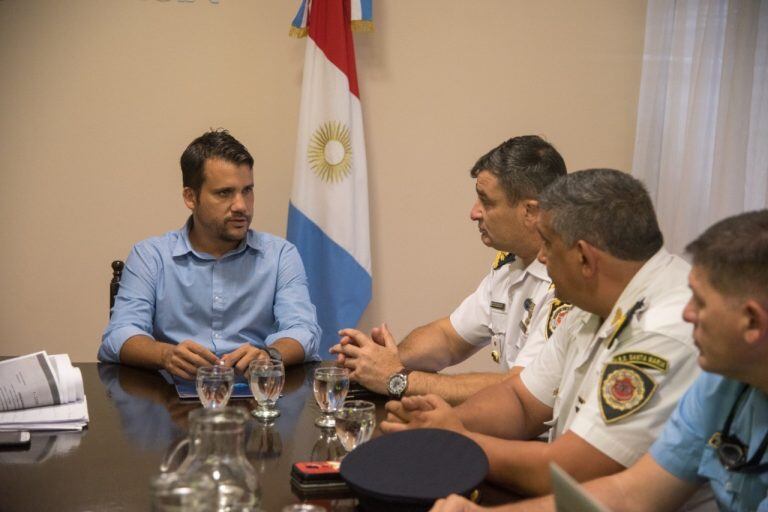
[707,385,768,474]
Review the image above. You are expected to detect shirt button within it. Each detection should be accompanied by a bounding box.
[725,481,733,492]
[214,332,221,339]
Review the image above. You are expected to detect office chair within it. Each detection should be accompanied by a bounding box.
[109,260,124,317]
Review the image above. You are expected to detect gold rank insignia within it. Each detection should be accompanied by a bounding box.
[606,299,645,349]
[491,350,500,363]
[492,251,516,270]
[545,298,572,339]
[599,362,657,423]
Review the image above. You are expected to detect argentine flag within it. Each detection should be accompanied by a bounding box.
[287,0,373,355]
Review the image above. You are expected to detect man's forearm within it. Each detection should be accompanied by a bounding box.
[464,434,556,496]
[455,378,540,439]
[407,371,506,405]
[270,338,305,366]
[119,335,169,370]
[398,318,477,372]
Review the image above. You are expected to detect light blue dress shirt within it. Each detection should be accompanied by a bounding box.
[99,219,321,363]
[650,372,768,512]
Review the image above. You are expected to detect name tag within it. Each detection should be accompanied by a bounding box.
[490,301,506,312]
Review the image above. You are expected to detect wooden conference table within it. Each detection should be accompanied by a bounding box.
[0,362,515,511]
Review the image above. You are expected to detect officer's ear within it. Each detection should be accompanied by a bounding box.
[743,298,768,347]
[522,199,539,226]
[575,240,599,279]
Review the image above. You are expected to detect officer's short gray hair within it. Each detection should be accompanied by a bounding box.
[538,169,663,261]
[686,210,768,300]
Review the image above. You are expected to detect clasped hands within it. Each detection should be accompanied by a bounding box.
[380,394,468,435]
[330,323,403,395]
[162,340,269,380]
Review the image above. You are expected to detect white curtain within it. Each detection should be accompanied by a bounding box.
[633,0,768,255]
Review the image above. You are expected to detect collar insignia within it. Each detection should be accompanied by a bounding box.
[492,251,516,270]
[606,299,645,349]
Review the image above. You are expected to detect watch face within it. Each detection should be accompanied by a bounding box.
[388,373,408,396]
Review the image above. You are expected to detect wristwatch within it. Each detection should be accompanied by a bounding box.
[266,347,282,363]
[387,368,412,399]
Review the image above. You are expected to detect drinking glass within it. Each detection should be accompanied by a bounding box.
[334,400,376,452]
[312,367,350,428]
[249,359,285,420]
[196,366,234,409]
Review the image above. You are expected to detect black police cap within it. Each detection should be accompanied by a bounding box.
[339,428,489,511]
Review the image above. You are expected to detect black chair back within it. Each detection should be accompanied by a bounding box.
[110,260,124,317]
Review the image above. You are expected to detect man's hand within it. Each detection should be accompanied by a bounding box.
[331,324,403,394]
[380,394,467,434]
[160,340,219,380]
[220,343,270,375]
[430,495,486,512]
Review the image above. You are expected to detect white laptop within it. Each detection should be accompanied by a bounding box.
[550,463,610,512]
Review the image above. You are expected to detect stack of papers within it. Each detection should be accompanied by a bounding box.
[0,352,89,431]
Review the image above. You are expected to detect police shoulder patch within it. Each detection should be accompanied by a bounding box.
[599,362,657,424]
[546,298,572,339]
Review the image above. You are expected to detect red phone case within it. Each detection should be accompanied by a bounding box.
[291,461,342,482]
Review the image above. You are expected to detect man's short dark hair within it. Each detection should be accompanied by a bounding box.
[469,135,567,204]
[180,129,254,193]
[539,169,664,261]
[686,210,768,300]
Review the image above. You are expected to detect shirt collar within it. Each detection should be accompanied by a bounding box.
[172,216,260,259]
[525,258,550,282]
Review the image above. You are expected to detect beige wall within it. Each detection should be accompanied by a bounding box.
[0,0,646,365]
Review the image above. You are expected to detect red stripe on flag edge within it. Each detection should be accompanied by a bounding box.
[307,0,360,98]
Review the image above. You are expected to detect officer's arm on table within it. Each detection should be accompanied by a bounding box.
[403,369,508,406]
[397,317,481,371]
[462,453,698,512]
[454,375,625,496]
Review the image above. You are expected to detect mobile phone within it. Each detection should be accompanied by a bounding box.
[290,461,349,498]
[291,461,342,482]
[0,431,31,448]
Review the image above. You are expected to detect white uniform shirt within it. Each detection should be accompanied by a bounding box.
[449,257,557,370]
[520,249,701,467]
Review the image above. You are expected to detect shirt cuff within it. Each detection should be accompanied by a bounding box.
[568,415,644,468]
[649,435,707,483]
[264,327,320,362]
[98,326,153,363]
[520,367,556,408]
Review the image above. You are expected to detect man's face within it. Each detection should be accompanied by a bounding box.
[185,158,254,247]
[470,170,528,253]
[683,266,747,376]
[536,210,583,305]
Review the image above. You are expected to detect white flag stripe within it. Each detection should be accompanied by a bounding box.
[291,37,371,273]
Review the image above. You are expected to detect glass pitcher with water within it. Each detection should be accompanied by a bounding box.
[151,406,260,511]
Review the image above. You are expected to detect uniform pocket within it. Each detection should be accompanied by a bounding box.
[697,446,741,511]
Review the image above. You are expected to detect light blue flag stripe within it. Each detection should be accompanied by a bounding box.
[287,202,372,357]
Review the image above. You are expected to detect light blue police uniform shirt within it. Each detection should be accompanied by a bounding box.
[99,219,321,363]
[650,372,768,512]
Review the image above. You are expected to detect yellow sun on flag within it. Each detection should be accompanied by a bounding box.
[307,121,352,183]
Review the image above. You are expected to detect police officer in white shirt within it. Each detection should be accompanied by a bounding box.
[381,169,700,496]
[332,136,569,405]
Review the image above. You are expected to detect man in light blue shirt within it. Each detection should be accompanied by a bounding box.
[99,130,320,378]
[429,210,768,512]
